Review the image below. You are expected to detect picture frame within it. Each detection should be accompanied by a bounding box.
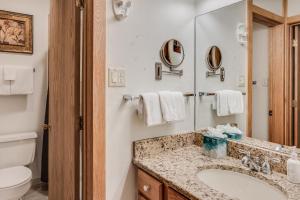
[0,10,33,54]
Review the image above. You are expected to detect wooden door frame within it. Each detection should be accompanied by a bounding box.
[286,18,300,146]
[246,0,287,138]
[247,0,300,145]
[82,0,106,199]
[48,0,81,199]
[49,0,106,199]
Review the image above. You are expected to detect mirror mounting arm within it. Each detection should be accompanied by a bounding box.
[155,62,183,80]
[206,67,225,82]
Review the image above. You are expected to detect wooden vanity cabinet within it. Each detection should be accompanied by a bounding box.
[164,187,189,200]
[137,169,189,200]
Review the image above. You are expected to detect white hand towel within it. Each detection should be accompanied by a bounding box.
[3,66,17,81]
[227,90,244,114]
[159,91,186,122]
[216,90,244,116]
[10,67,34,95]
[137,93,164,127]
[0,66,11,95]
[216,90,230,116]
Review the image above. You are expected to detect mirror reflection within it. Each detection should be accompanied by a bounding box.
[195,0,300,152]
[206,46,222,71]
[160,39,185,68]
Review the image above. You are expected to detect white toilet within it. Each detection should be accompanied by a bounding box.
[0,132,38,200]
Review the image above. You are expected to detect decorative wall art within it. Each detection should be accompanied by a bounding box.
[0,10,33,54]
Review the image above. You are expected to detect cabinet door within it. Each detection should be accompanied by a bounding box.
[138,194,148,200]
[165,187,189,200]
[138,169,163,200]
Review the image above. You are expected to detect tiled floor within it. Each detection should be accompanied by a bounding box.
[23,184,48,200]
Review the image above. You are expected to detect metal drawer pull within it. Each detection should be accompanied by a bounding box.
[143,185,151,192]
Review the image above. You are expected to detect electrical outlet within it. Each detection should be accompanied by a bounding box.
[108,68,126,87]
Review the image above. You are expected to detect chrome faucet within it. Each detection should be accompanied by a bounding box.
[240,150,251,167]
[239,149,260,171]
[249,156,261,172]
[239,149,281,174]
[261,156,281,175]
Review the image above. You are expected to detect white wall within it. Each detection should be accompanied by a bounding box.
[252,23,269,141]
[288,0,300,16]
[195,1,247,132]
[253,0,283,16]
[106,0,196,199]
[195,0,243,15]
[0,0,49,179]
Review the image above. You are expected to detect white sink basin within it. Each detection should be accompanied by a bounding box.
[197,169,287,200]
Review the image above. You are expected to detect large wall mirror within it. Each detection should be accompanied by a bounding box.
[195,1,247,134]
[195,0,300,154]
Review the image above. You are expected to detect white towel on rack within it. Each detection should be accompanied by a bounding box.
[215,90,244,116]
[10,67,34,95]
[137,93,164,127]
[227,90,244,114]
[216,90,230,116]
[0,66,11,95]
[159,91,186,122]
[3,66,17,81]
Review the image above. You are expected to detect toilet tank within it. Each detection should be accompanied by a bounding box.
[0,132,37,169]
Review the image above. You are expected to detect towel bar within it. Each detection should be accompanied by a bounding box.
[199,91,246,97]
[123,92,195,102]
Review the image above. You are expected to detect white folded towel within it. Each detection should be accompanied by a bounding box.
[215,90,244,116]
[10,67,34,95]
[0,66,11,95]
[227,90,244,114]
[158,91,186,122]
[216,90,230,116]
[3,66,17,81]
[137,93,164,127]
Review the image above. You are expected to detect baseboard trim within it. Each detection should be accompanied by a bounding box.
[31,178,48,189]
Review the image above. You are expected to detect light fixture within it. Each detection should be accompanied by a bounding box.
[113,0,132,20]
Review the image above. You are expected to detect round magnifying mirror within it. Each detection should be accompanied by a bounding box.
[160,39,185,68]
[206,46,222,71]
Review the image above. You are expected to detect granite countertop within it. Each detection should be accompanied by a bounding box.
[133,145,300,200]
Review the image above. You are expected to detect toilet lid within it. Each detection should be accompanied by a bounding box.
[0,166,32,189]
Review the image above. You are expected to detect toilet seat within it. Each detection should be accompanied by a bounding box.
[0,166,32,190]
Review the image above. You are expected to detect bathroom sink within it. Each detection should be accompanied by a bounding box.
[197,169,287,200]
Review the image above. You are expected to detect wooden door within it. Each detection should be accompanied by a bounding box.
[269,24,285,144]
[292,25,300,147]
[48,0,81,199]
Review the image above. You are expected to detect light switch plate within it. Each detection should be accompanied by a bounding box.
[262,78,268,87]
[237,75,245,87]
[108,68,126,87]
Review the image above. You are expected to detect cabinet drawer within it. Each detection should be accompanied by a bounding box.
[165,187,189,200]
[138,169,163,200]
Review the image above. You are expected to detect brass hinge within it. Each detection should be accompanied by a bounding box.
[292,100,298,108]
[292,40,298,47]
[76,0,84,9]
[42,124,51,131]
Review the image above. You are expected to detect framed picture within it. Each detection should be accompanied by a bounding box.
[0,10,33,54]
